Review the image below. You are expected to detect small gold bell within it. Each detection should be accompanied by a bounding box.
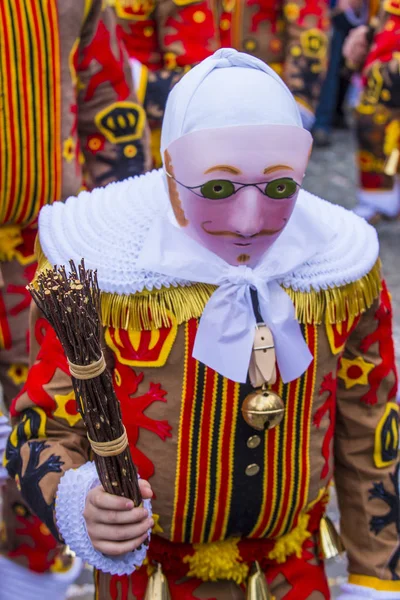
[246,561,274,600]
[144,563,171,600]
[319,515,345,560]
[242,386,285,431]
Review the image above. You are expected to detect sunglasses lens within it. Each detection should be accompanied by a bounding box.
[265,178,298,199]
[200,179,235,200]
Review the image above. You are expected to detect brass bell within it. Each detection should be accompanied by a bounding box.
[319,515,345,560]
[144,563,171,600]
[246,561,274,600]
[241,386,285,431]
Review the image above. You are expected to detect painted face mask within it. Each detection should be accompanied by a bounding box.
[164,124,313,266]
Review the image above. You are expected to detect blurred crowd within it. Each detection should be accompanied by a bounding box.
[314,0,400,223]
[0,1,399,599]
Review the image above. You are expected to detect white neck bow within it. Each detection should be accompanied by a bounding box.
[131,201,334,383]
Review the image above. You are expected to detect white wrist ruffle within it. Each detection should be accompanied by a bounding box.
[55,461,151,576]
[338,583,400,599]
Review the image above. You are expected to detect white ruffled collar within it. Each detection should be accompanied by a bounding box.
[39,169,379,296]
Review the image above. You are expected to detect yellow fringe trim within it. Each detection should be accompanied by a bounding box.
[268,513,311,564]
[35,239,382,330]
[285,259,382,325]
[183,538,249,584]
[101,284,216,331]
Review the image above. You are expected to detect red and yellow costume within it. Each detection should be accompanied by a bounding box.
[4,170,399,598]
[110,0,330,165]
[0,0,150,587]
[355,0,400,217]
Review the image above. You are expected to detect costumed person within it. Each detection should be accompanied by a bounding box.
[0,1,150,598]
[5,49,400,600]
[109,0,330,166]
[313,0,368,148]
[343,0,400,222]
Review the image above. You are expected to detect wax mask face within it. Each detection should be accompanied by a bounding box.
[164,125,313,266]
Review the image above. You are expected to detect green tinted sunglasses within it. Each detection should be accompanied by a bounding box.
[165,172,301,200]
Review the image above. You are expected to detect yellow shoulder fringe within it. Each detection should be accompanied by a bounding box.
[35,238,382,331]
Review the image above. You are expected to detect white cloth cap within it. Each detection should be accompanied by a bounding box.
[161,48,302,157]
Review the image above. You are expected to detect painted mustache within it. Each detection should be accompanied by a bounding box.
[201,220,286,238]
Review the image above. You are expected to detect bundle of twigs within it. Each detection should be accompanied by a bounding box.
[28,260,142,506]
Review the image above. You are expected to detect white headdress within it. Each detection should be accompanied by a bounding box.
[161,48,303,157]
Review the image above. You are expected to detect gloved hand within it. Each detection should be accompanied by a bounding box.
[343,25,369,70]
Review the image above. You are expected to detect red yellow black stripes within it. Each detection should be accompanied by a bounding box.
[171,319,239,543]
[250,324,318,538]
[171,319,200,542]
[207,378,239,541]
[287,324,317,533]
[171,322,318,544]
[0,0,62,226]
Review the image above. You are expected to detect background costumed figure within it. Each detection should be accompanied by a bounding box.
[0,1,150,598]
[344,0,400,221]
[109,0,330,165]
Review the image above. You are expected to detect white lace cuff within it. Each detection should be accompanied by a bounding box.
[55,461,151,576]
[338,583,400,599]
